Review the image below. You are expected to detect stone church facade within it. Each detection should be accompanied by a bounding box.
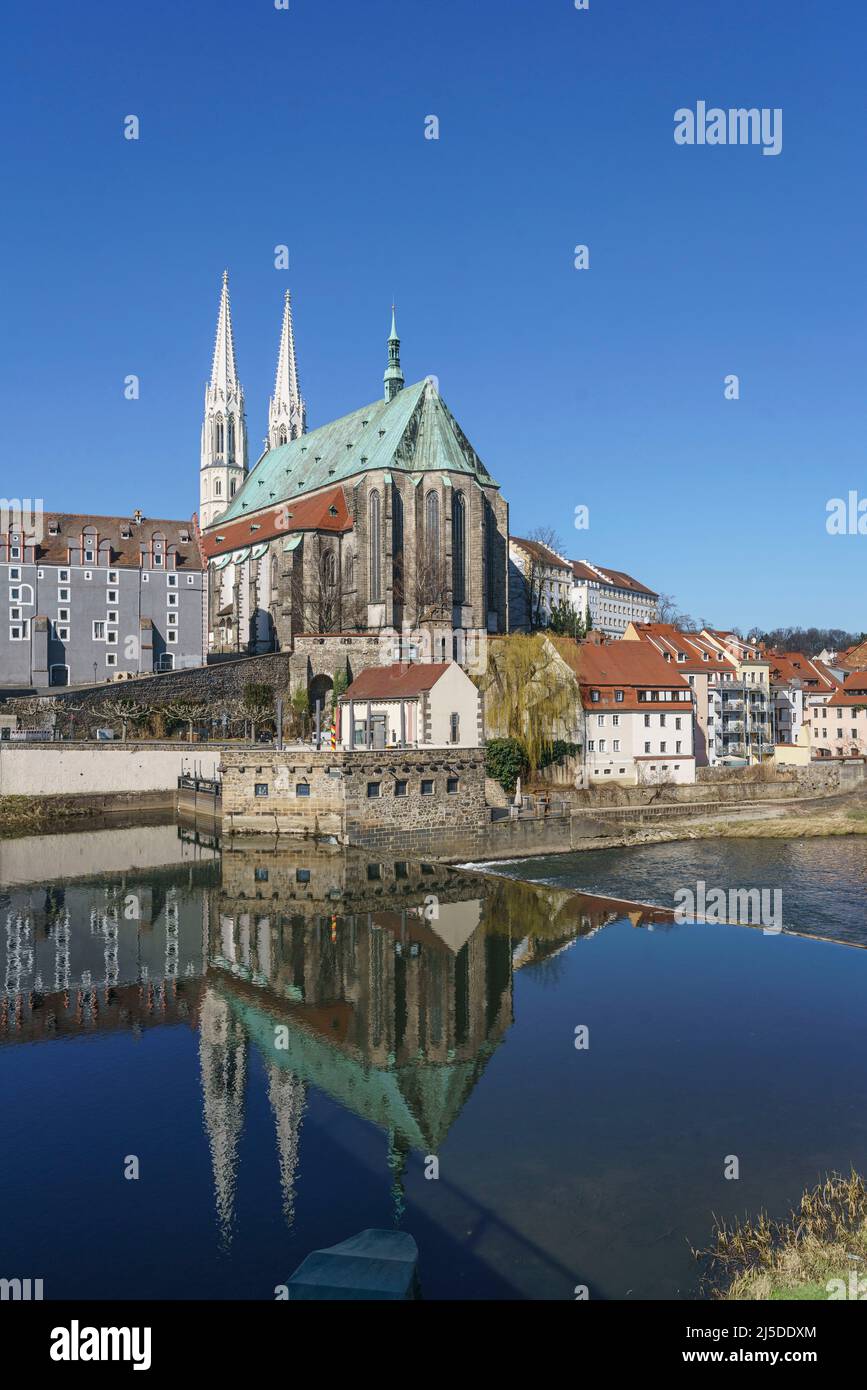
[198,277,509,703]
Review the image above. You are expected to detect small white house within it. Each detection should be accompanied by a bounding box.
[337,661,481,750]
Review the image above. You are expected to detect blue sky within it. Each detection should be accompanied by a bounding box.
[2,0,865,630]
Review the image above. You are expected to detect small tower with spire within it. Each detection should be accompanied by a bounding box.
[383,305,405,402]
[268,289,307,449]
[200,270,248,530]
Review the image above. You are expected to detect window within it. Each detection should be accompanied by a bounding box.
[598,739,606,752]
[676,740,682,753]
[587,739,595,752]
[660,741,667,753]
[614,689,624,702]
[644,713,651,727]
[295,868,310,884]
[106,630,118,644]
[447,776,459,793]
[10,623,28,640]
[167,630,178,643]
[9,606,21,621]
[597,714,604,727]
[675,717,682,730]
[84,550,94,563]
[168,593,178,607]
[644,741,651,753]
[108,570,118,584]
[591,691,600,702]
[167,613,178,626]
[58,607,70,622]
[449,712,460,743]
[58,569,69,582]
[452,492,466,603]
[107,610,118,624]
[367,782,381,798]
[368,491,382,602]
[105,653,117,667]
[612,714,620,726]
[107,589,118,604]
[395,779,408,797]
[93,621,106,641]
[254,783,269,798]
[56,625,70,641]
[421,779,434,795]
[296,783,310,797]
[59,587,70,601]
[168,574,177,587]
[254,868,269,883]
[612,739,620,752]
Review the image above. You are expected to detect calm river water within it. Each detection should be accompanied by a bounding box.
[1,821,865,1300]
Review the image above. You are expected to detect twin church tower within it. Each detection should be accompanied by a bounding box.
[198,272,404,531]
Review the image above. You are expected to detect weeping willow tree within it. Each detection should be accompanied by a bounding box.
[483,635,578,772]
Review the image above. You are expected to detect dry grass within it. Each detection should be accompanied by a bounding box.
[694,1170,867,1300]
[0,795,90,837]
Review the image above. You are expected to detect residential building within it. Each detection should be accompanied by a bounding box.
[698,630,773,764]
[569,561,658,637]
[623,622,737,765]
[0,512,207,688]
[551,637,696,785]
[507,537,572,631]
[810,671,867,758]
[337,660,481,750]
[766,651,839,749]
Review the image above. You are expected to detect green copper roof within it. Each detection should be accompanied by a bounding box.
[215,378,498,526]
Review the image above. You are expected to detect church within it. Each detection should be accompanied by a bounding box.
[197,273,509,687]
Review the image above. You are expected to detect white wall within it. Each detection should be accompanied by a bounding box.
[0,744,221,797]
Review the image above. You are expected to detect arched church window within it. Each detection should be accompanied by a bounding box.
[215,419,224,454]
[227,417,235,462]
[452,492,466,604]
[322,550,337,589]
[279,428,287,446]
[425,491,440,562]
[215,479,222,496]
[368,491,382,603]
[230,478,237,497]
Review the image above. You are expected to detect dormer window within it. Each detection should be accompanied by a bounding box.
[48,522,60,536]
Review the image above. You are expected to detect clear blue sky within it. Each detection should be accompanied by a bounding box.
[2,0,865,631]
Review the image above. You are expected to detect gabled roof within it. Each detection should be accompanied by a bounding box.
[342,661,454,700]
[828,671,867,707]
[628,622,736,673]
[551,637,693,703]
[837,638,867,670]
[203,377,497,533]
[766,651,839,691]
[4,513,206,571]
[510,536,571,570]
[200,485,351,561]
[571,560,658,598]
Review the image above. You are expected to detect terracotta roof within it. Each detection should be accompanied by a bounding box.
[629,622,737,673]
[828,671,867,707]
[1,513,205,571]
[200,484,352,560]
[342,661,452,699]
[837,638,867,671]
[551,637,693,704]
[766,651,839,691]
[510,536,571,571]
[571,560,658,598]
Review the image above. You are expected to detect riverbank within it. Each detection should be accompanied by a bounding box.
[0,795,94,837]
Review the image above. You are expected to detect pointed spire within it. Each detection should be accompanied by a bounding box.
[210,269,239,393]
[268,288,306,447]
[384,303,405,402]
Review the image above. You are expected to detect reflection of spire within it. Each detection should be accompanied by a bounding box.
[267,1063,306,1229]
[387,1129,409,1225]
[199,988,247,1246]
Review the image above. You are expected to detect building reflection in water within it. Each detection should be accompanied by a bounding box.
[0,826,674,1247]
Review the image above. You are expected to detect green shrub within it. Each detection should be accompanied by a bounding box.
[485,737,529,794]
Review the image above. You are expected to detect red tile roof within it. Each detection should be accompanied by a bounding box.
[342,662,453,699]
[0,513,205,570]
[200,484,352,560]
[510,536,571,570]
[828,671,867,707]
[551,637,693,709]
[571,560,658,598]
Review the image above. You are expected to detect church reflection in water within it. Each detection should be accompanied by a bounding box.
[0,826,674,1244]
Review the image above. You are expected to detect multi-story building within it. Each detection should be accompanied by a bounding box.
[809,671,867,758]
[699,630,773,764]
[0,512,207,688]
[551,636,696,785]
[507,537,572,630]
[569,561,658,637]
[766,651,839,748]
[623,622,737,765]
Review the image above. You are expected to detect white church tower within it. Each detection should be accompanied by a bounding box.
[267,288,306,449]
[200,270,248,530]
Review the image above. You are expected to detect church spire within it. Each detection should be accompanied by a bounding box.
[210,269,239,393]
[268,288,306,449]
[200,270,248,530]
[383,304,404,402]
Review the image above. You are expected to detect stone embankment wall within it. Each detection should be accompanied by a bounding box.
[21,653,293,717]
[0,743,221,797]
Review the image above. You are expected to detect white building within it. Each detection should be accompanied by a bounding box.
[337,660,481,749]
[569,561,658,637]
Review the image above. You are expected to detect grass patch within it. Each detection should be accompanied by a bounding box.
[0,795,92,837]
[694,1169,867,1300]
